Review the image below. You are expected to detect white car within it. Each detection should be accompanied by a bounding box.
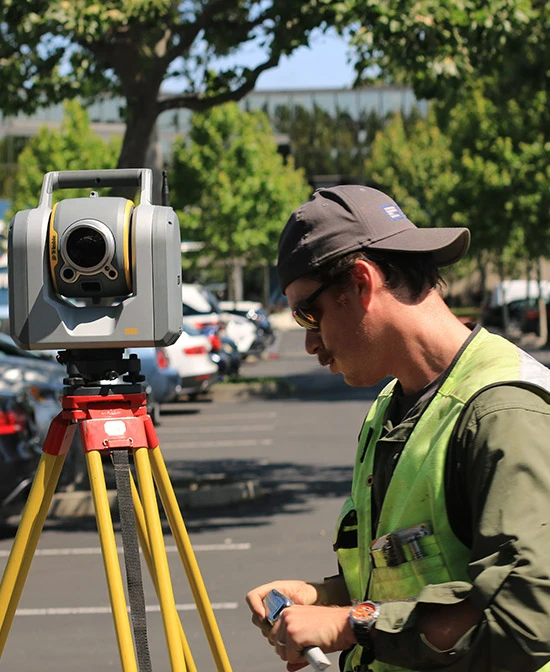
[164,327,218,400]
[181,283,260,357]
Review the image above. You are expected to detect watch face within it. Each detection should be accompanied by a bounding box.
[353,601,378,623]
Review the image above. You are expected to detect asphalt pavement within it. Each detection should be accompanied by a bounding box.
[44,313,550,517]
[2,316,550,671]
[0,319,374,672]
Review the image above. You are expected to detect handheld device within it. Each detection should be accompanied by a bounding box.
[263,588,331,671]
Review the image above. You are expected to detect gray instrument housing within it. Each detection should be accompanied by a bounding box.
[8,169,182,349]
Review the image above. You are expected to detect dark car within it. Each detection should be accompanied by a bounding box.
[209,333,242,378]
[481,298,530,331]
[218,300,275,346]
[519,299,550,335]
[0,334,87,491]
[126,346,182,424]
[0,386,41,518]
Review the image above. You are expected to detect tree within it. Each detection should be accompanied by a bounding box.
[364,84,549,313]
[366,109,458,224]
[0,1,336,176]
[271,103,386,180]
[338,0,548,323]
[169,102,310,299]
[364,106,505,302]
[337,0,548,104]
[8,100,120,216]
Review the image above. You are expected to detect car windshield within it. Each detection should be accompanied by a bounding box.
[201,287,221,313]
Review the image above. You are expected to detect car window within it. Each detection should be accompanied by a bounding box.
[182,301,212,316]
[181,285,213,314]
[201,288,221,313]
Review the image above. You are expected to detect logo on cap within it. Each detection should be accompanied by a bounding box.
[381,204,407,221]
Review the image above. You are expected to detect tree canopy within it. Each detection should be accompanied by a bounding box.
[0,1,336,172]
[169,102,310,293]
[338,0,548,103]
[271,103,385,180]
[338,0,548,294]
[8,100,120,217]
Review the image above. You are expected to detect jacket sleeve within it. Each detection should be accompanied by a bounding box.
[371,385,550,671]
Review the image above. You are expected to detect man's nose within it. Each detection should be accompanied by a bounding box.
[305,329,322,355]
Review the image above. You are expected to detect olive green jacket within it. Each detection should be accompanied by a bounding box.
[335,328,550,671]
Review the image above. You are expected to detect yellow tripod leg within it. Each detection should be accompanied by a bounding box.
[0,452,65,655]
[150,446,233,672]
[134,446,186,672]
[86,450,138,672]
[129,474,198,672]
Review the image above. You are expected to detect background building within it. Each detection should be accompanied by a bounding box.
[0,86,426,197]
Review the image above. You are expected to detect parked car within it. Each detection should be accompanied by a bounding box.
[0,384,41,519]
[482,298,530,331]
[519,298,550,335]
[0,267,9,334]
[181,283,265,358]
[218,336,242,377]
[164,326,219,400]
[482,280,550,331]
[218,300,275,345]
[0,334,88,514]
[194,324,241,379]
[0,334,65,443]
[126,347,182,424]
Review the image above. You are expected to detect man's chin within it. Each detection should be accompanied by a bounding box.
[342,374,362,386]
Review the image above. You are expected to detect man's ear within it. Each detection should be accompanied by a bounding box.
[351,260,379,306]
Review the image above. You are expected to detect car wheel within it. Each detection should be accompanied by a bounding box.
[149,401,161,425]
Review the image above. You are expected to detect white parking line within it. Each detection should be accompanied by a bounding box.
[160,438,272,449]
[161,412,277,423]
[0,542,251,558]
[16,602,239,616]
[157,424,274,434]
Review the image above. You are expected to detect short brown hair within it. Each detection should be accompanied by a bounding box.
[309,250,443,301]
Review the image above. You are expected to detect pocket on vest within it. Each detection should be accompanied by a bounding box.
[369,534,452,602]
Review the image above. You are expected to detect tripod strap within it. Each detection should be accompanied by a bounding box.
[113,450,153,672]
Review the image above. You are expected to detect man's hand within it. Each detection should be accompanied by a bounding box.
[247,578,355,670]
[267,604,355,671]
[246,580,320,639]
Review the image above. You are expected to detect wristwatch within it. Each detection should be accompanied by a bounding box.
[349,600,380,647]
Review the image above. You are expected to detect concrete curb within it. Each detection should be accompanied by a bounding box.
[210,379,293,402]
[44,477,263,519]
[12,340,295,520]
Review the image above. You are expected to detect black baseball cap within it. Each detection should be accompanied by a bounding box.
[277,185,471,292]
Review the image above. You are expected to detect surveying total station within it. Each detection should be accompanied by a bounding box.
[0,169,233,671]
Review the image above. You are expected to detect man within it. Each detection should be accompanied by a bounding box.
[246,185,550,672]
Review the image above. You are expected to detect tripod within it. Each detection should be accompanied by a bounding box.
[0,349,233,672]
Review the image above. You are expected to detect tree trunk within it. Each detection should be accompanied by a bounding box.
[263,263,270,308]
[533,259,548,348]
[114,99,161,201]
[229,258,244,302]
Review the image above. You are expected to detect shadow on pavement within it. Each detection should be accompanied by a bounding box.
[173,457,354,535]
[20,456,353,537]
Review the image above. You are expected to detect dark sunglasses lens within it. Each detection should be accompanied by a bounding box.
[293,307,318,330]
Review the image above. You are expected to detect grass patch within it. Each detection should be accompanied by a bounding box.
[451,306,482,320]
[221,375,278,384]
[219,374,296,396]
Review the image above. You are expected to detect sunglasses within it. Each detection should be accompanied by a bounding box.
[292,280,335,330]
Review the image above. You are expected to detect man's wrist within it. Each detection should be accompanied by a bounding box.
[349,600,380,648]
[309,581,329,605]
[310,575,349,606]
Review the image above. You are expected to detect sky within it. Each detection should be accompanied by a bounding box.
[254,29,357,90]
[162,28,358,93]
